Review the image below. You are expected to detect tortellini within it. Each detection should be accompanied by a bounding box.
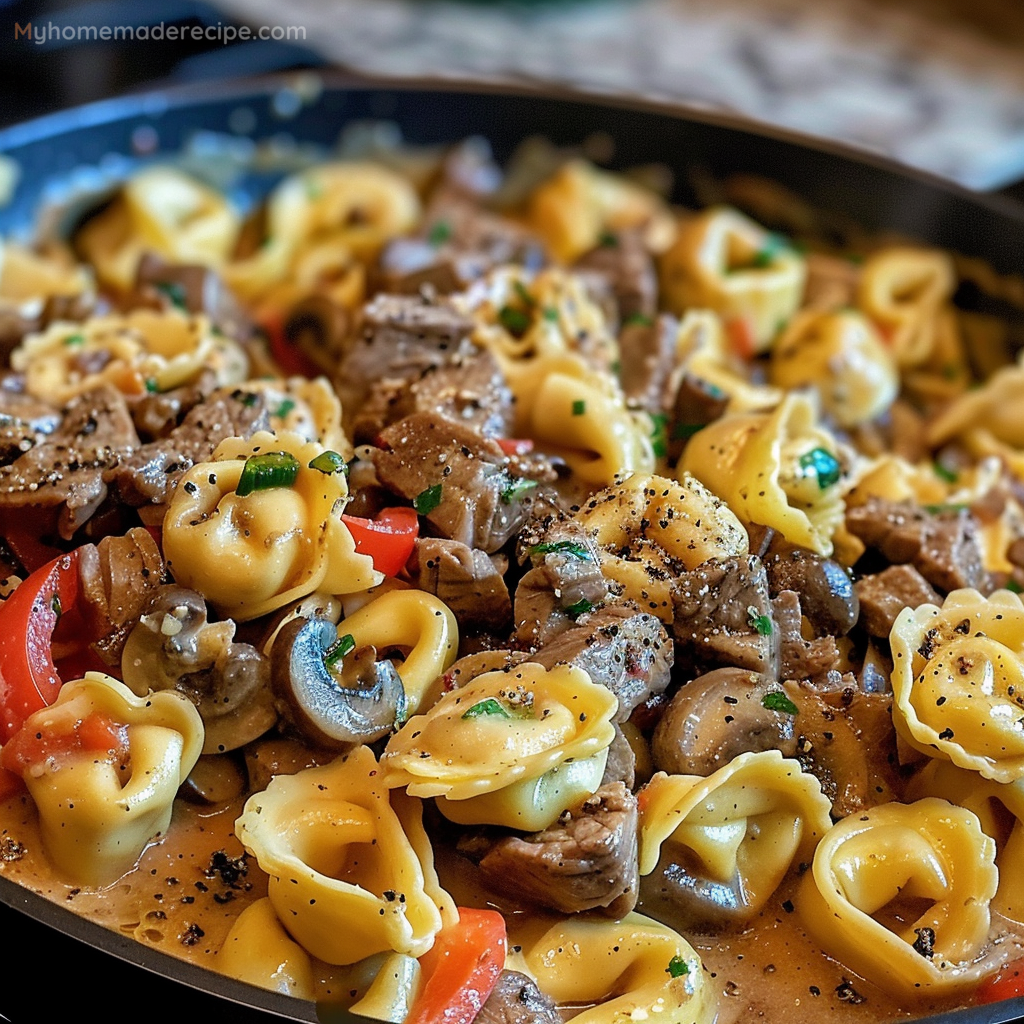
[526,159,675,263]
[234,744,450,965]
[579,472,748,621]
[681,392,846,556]
[381,662,617,831]
[856,246,955,368]
[798,798,998,998]
[163,429,380,622]
[8,672,203,887]
[11,308,247,403]
[0,239,91,311]
[510,912,718,1024]
[769,308,899,426]
[659,206,806,352]
[638,751,833,923]
[890,588,1024,783]
[76,166,240,292]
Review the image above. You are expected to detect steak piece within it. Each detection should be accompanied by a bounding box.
[616,314,679,416]
[407,537,511,634]
[108,388,269,507]
[127,369,219,442]
[854,563,941,639]
[532,606,672,723]
[0,384,139,538]
[672,555,777,675]
[765,548,858,637]
[475,971,560,1024]
[774,589,841,685]
[574,230,658,325]
[372,412,534,553]
[846,497,984,593]
[468,782,639,917]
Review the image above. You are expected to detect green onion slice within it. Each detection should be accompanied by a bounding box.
[462,697,513,720]
[324,633,356,669]
[308,450,348,476]
[762,690,798,715]
[498,305,532,336]
[414,483,444,515]
[666,956,690,978]
[236,451,301,497]
[565,598,594,619]
[528,541,593,561]
[500,478,538,504]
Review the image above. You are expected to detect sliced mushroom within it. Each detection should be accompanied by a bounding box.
[121,584,277,754]
[651,667,797,776]
[765,549,858,637]
[270,617,407,749]
[178,753,247,805]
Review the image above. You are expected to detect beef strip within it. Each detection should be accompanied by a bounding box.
[108,388,269,507]
[574,230,658,325]
[616,314,679,416]
[0,377,61,464]
[846,497,984,593]
[0,384,139,538]
[475,971,561,1024]
[664,373,730,464]
[336,293,477,421]
[854,563,941,639]
[372,412,534,553]
[468,782,639,918]
[532,606,672,723]
[351,348,513,445]
[765,548,858,636]
[128,368,219,441]
[601,723,637,789]
[78,525,167,665]
[672,555,778,675]
[801,252,860,310]
[774,589,841,685]
[407,537,511,633]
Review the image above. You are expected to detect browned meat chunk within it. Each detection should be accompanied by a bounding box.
[0,377,62,464]
[532,606,672,723]
[601,723,637,789]
[128,369,218,441]
[774,590,841,685]
[336,293,476,421]
[846,497,983,593]
[616,315,678,416]
[475,971,561,1024]
[575,230,658,325]
[108,388,269,507]
[672,555,777,675]
[665,373,730,464]
[854,563,941,639]
[372,413,534,553]
[651,667,797,776]
[802,252,860,310]
[468,782,639,918]
[407,537,511,634]
[78,525,166,665]
[0,384,139,538]
[765,548,858,636]
[352,349,513,446]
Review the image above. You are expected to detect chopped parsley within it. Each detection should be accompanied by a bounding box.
[308,450,348,476]
[498,304,531,337]
[565,598,594,619]
[426,220,452,246]
[273,398,297,419]
[144,378,160,394]
[240,391,259,407]
[750,233,789,268]
[623,312,653,328]
[529,541,594,561]
[500,478,538,504]
[666,956,690,978]
[762,691,798,715]
[650,413,669,459]
[1007,579,1023,594]
[572,400,586,416]
[598,229,618,247]
[747,606,773,635]
[413,483,444,515]
[236,451,301,497]
[513,280,536,308]
[50,594,62,618]
[155,280,188,311]
[923,503,966,515]
[62,333,85,347]
[799,447,841,489]
[933,462,959,484]
[672,422,705,441]
[542,307,559,322]
[324,633,356,669]
[462,697,513,720]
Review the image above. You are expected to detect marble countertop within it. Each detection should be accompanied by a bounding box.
[215,0,1024,191]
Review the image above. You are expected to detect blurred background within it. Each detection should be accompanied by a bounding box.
[1,0,1023,197]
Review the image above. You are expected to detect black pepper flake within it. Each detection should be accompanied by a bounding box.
[180,923,205,946]
[938,727,955,740]
[809,986,821,996]
[0,837,26,862]
[835,980,866,1004]
[781,900,795,913]
[912,927,936,959]
[206,850,248,887]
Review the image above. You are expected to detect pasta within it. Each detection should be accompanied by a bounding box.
[2,129,1024,1024]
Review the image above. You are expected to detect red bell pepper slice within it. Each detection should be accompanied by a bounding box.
[261,311,322,379]
[0,551,81,744]
[496,437,534,457]
[977,957,1024,1004]
[341,506,419,578]
[1,712,129,777]
[405,907,507,1024]
[724,315,757,361]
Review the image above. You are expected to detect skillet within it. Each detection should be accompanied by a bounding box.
[0,71,1023,1024]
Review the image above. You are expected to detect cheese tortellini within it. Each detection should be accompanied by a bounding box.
[659,206,806,352]
[890,588,1024,783]
[381,662,617,831]
[639,751,833,923]
[681,392,846,556]
[11,308,247,403]
[163,429,380,621]
[9,672,203,887]
[798,798,998,998]
[510,912,718,1024]
[234,745,451,965]
[769,308,898,426]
